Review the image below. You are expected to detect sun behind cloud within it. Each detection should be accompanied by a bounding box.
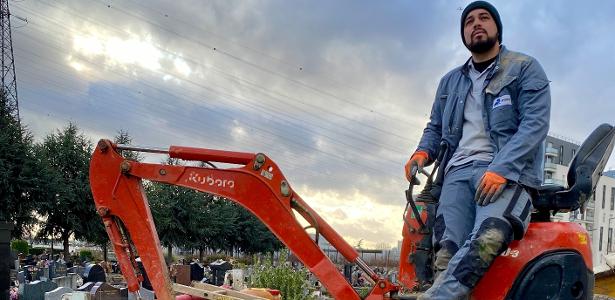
[69,25,191,80]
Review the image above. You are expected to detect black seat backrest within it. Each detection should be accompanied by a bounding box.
[566,124,615,202]
[533,123,615,214]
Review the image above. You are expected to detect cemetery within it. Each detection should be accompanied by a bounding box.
[5,241,399,300]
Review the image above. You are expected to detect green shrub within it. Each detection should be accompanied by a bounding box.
[79,250,94,262]
[251,249,314,300]
[11,240,29,255]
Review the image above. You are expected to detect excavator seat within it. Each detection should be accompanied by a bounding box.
[531,123,615,221]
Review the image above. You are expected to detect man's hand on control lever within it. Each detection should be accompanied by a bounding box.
[404,151,429,182]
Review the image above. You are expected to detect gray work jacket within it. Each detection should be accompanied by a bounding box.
[417,46,551,188]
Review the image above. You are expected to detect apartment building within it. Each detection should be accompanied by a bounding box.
[543,135,615,272]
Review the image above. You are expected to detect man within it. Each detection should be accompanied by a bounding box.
[404,1,550,299]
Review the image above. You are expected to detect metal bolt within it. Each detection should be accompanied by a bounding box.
[97,207,109,217]
[253,153,266,170]
[280,180,290,197]
[120,160,131,174]
[98,140,109,153]
[159,168,167,176]
[379,282,386,289]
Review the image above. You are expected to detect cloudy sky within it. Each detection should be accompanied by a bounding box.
[10,0,615,249]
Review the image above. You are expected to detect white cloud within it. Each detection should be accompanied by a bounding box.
[297,185,404,248]
[12,0,615,248]
[73,31,161,70]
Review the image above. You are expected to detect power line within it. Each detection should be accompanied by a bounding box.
[21,0,417,150]
[16,55,409,212]
[14,64,324,180]
[122,0,380,100]
[17,68,394,183]
[12,22,407,171]
[12,26,405,178]
[11,3,414,160]
[92,0,415,127]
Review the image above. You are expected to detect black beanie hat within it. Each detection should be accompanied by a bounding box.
[460,1,502,46]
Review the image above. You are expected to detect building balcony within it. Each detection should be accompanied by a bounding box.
[545,147,559,157]
[544,162,558,172]
[544,178,566,186]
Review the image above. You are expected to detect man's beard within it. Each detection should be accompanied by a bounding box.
[467,35,498,53]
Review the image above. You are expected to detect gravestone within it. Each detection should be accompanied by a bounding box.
[82,265,105,284]
[67,267,84,278]
[343,264,352,283]
[52,274,82,290]
[68,274,82,290]
[57,263,68,277]
[118,287,132,300]
[38,268,46,282]
[17,272,25,284]
[208,260,232,286]
[72,276,82,290]
[60,291,90,300]
[75,282,95,293]
[40,268,50,282]
[48,262,55,279]
[89,282,122,300]
[52,276,76,290]
[52,262,68,280]
[24,266,40,282]
[18,283,24,298]
[45,287,73,300]
[174,265,190,286]
[189,263,204,282]
[131,287,153,300]
[21,280,58,300]
[230,269,246,290]
[124,287,153,300]
[23,257,35,268]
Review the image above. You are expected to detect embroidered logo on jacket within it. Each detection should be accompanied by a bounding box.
[492,95,512,109]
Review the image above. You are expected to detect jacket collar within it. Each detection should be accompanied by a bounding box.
[461,45,507,78]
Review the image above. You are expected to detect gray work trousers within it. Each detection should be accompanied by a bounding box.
[420,161,533,300]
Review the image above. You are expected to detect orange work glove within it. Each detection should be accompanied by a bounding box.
[475,171,507,206]
[404,151,429,182]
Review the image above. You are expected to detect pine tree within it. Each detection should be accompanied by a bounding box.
[35,122,96,259]
[0,90,38,238]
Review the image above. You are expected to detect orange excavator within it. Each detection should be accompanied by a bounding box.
[89,124,614,299]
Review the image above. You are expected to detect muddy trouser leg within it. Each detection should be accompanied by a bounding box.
[431,163,478,282]
[421,163,533,300]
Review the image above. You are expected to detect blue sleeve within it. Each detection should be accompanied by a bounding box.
[416,79,446,162]
[488,58,551,182]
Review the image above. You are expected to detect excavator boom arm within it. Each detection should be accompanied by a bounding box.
[89,140,398,300]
